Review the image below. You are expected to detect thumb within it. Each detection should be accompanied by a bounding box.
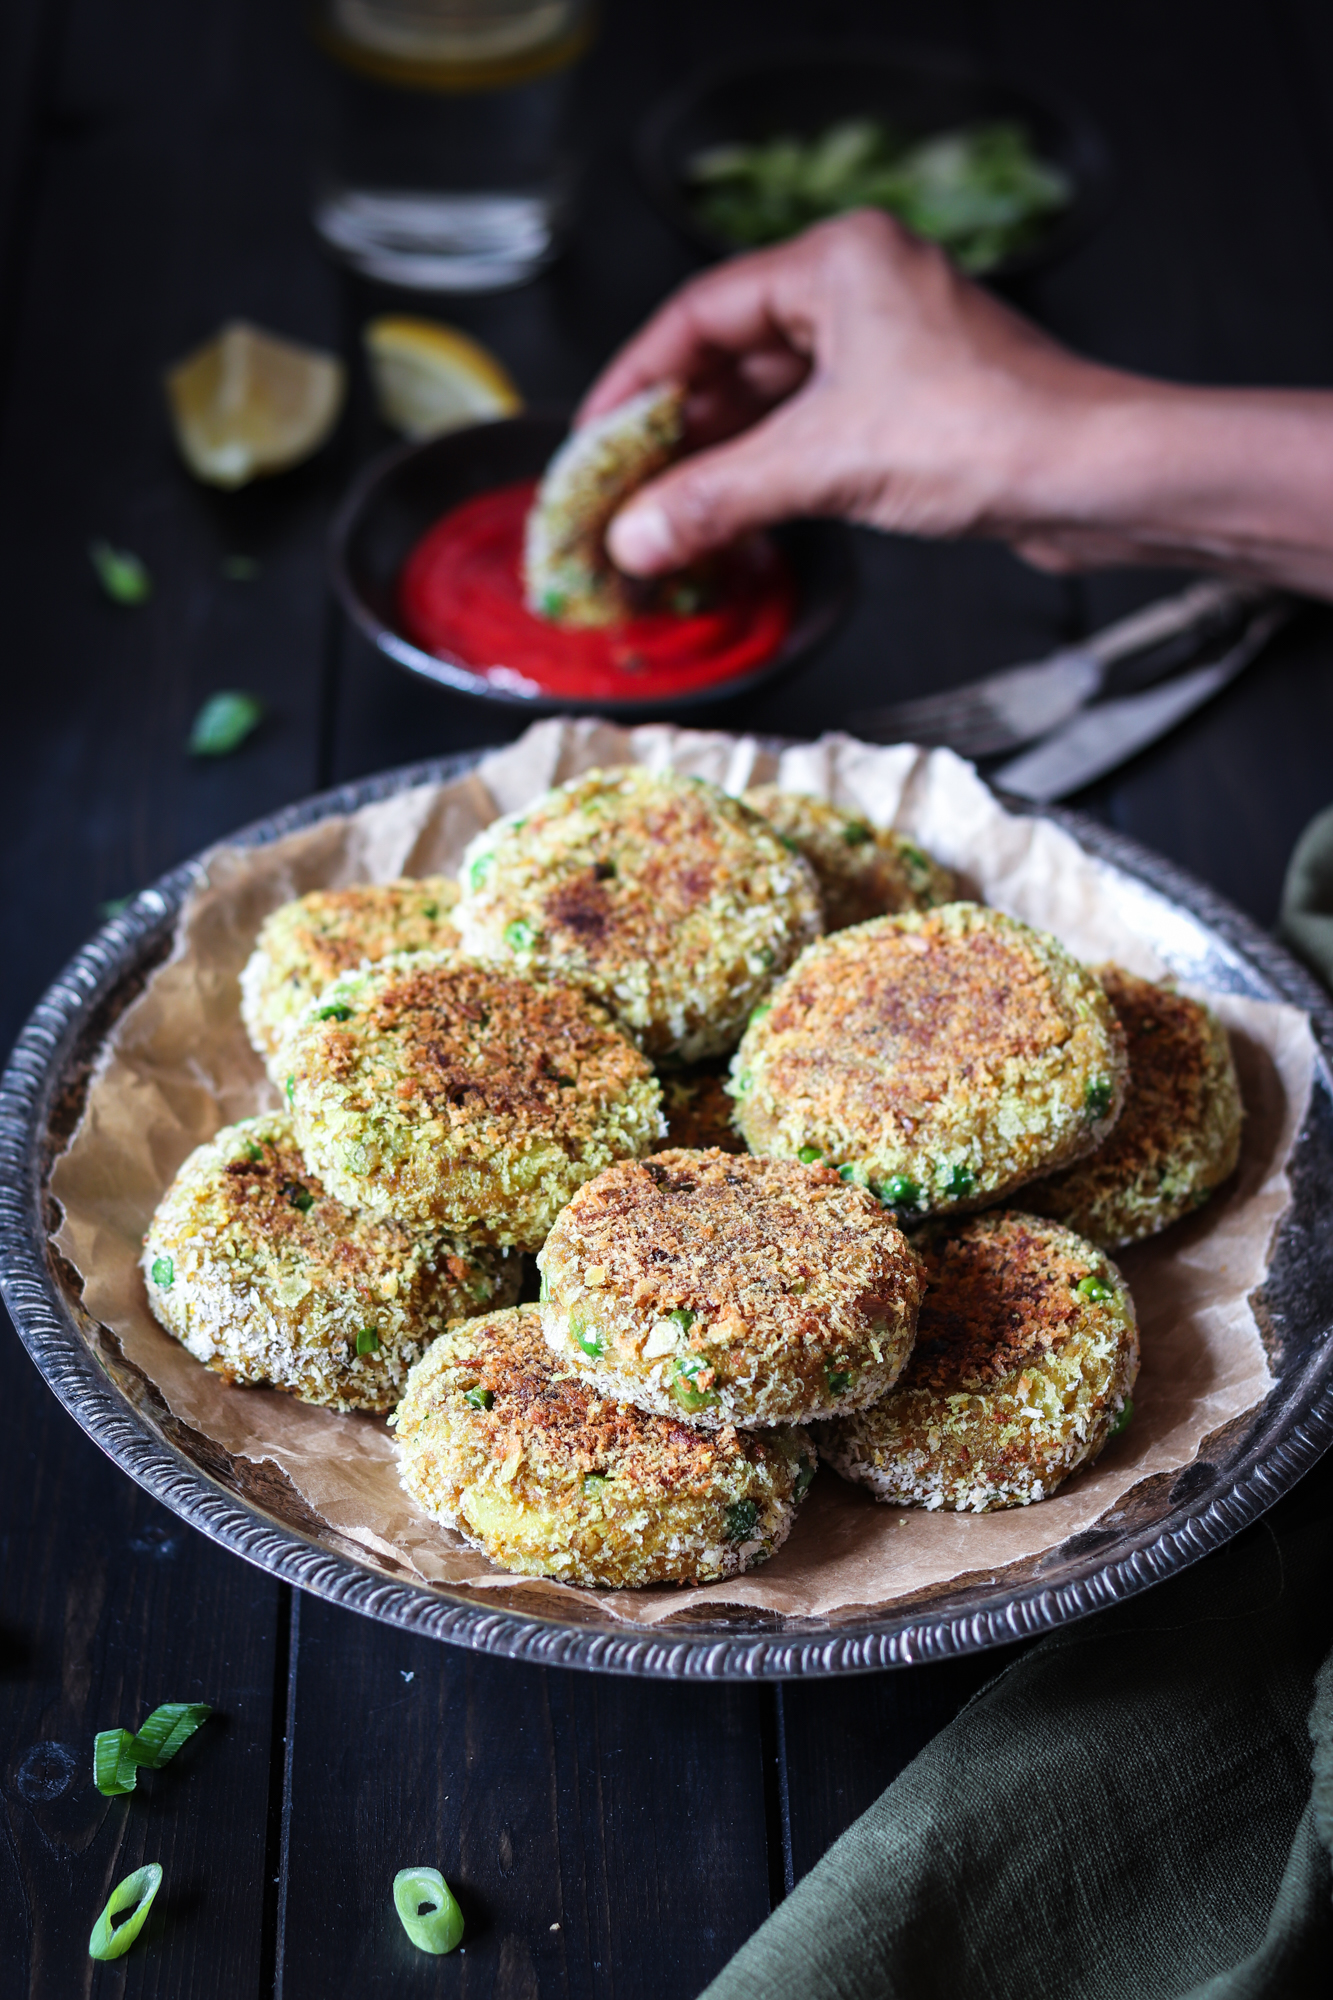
[606,413,829,575]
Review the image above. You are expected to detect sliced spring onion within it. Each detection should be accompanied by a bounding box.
[188,690,264,757]
[93,1703,212,1796]
[1110,1397,1135,1436]
[462,1385,493,1410]
[724,1498,759,1541]
[393,1867,464,1955]
[89,540,152,606]
[150,1256,174,1289]
[318,1002,353,1022]
[1076,1275,1114,1303]
[88,1863,163,1960]
[797,1145,823,1164]
[356,1328,381,1356]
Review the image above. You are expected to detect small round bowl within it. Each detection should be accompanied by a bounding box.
[329,411,856,716]
[636,44,1114,282]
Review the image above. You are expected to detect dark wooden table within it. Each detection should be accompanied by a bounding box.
[4,1,1333,1992]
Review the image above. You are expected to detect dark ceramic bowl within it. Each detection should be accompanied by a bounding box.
[636,45,1114,281]
[329,411,855,716]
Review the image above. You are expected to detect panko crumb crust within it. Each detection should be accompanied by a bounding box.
[731,902,1127,1217]
[659,1067,746,1154]
[537,1150,925,1430]
[522,384,684,627]
[455,766,823,1062]
[240,876,459,1078]
[142,1114,517,1412]
[285,949,662,1249]
[743,785,955,931]
[393,1304,815,1586]
[817,1211,1139,1512]
[1024,966,1244,1247]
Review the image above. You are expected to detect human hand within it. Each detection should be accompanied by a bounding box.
[579,209,1113,576]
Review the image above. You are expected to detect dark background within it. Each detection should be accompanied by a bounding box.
[3,1,1332,1993]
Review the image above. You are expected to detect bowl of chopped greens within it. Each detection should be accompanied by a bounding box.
[636,46,1113,280]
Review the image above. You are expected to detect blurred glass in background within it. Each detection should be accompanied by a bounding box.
[311,0,595,292]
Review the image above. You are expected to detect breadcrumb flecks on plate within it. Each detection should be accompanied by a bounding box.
[537,1149,925,1430]
[454,764,823,1062]
[731,902,1128,1216]
[815,1210,1139,1511]
[284,948,663,1249]
[393,1303,816,1587]
[142,1113,517,1412]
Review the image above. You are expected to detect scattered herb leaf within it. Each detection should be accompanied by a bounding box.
[89,540,152,606]
[393,1867,464,1955]
[88,1863,163,1961]
[188,690,265,757]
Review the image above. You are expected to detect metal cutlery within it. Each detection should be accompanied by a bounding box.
[849,577,1274,760]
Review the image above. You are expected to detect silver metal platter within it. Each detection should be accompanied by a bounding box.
[3,750,1332,1679]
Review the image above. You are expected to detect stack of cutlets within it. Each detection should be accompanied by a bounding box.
[144,762,1243,1587]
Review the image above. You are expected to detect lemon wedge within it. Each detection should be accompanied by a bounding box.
[364,316,522,440]
[165,322,346,489]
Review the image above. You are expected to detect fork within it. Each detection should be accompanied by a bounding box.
[848,578,1272,759]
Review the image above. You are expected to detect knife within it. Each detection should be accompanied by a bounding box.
[991,600,1292,802]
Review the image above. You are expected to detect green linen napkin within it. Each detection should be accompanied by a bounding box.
[1279,802,1333,986]
[702,1458,1333,2000]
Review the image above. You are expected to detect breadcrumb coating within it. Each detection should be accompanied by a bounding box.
[538,1149,924,1429]
[393,1304,816,1586]
[523,385,684,627]
[1024,967,1243,1246]
[742,785,955,930]
[142,1114,516,1412]
[285,949,663,1249]
[816,1211,1139,1511]
[240,877,459,1079]
[731,903,1127,1216]
[455,766,822,1061]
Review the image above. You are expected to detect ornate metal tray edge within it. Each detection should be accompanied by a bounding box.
[3,753,1332,1681]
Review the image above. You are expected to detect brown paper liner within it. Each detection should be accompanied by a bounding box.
[51,721,1315,1626]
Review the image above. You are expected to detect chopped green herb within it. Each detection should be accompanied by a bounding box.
[687,117,1071,274]
[758,946,775,969]
[748,1001,771,1025]
[421,901,439,919]
[1109,1397,1134,1436]
[899,842,929,874]
[826,1367,853,1396]
[583,1472,610,1496]
[243,1141,264,1163]
[188,689,264,757]
[93,1702,212,1797]
[777,832,802,853]
[1085,1076,1114,1119]
[793,1460,816,1501]
[540,589,567,619]
[393,1867,464,1956]
[875,1174,922,1211]
[724,1498,759,1541]
[150,1256,174,1289]
[356,1327,381,1356]
[571,1317,604,1359]
[841,820,873,846]
[797,1144,823,1164]
[838,1163,857,1182]
[88,1863,163,1961]
[281,1181,314,1213]
[941,1162,975,1199]
[468,854,492,893]
[285,1074,296,1105]
[318,1002,353,1022]
[222,554,259,581]
[732,1069,753,1095]
[669,1307,697,1334]
[89,539,152,606]
[671,1352,719,1414]
[504,919,538,952]
[1076,1274,1114,1303]
[463,1385,493,1410]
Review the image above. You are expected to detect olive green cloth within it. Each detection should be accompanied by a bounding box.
[1279,802,1333,987]
[702,1455,1333,2000]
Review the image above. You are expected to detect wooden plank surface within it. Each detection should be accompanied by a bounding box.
[3,0,1333,1994]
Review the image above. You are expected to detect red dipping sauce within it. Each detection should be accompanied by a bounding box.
[398,479,796,703]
